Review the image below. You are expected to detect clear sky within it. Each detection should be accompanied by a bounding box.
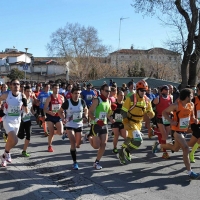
[1,0,171,57]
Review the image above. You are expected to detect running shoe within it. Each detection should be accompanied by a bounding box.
[22,151,30,157]
[48,146,54,152]
[162,152,170,159]
[3,133,7,143]
[152,141,160,153]
[0,155,7,167]
[62,133,66,140]
[189,152,195,163]
[72,162,79,170]
[117,149,126,165]
[189,172,200,180]
[112,148,118,154]
[82,134,88,144]
[93,162,102,170]
[123,148,131,161]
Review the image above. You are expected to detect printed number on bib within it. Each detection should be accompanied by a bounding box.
[52,104,61,113]
[73,112,82,122]
[86,95,93,100]
[99,112,106,120]
[115,113,122,122]
[8,106,21,116]
[179,117,190,129]
[197,110,200,120]
[42,98,47,103]
[162,116,170,125]
[133,130,142,142]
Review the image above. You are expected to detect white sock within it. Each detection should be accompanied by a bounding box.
[187,170,192,175]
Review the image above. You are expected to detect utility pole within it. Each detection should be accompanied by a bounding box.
[116,17,129,72]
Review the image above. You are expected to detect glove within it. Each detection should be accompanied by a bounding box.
[111,103,117,111]
[146,111,154,119]
[95,119,105,127]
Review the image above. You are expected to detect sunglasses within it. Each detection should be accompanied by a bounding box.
[139,89,146,92]
[12,83,20,86]
[104,90,111,93]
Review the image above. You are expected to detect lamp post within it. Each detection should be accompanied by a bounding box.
[24,48,28,81]
[116,17,129,71]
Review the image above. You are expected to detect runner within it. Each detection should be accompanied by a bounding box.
[0,79,28,167]
[64,83,73,99]
[58,86,88,170]
[37,83,52,136]
[152,88,200,179]
[124,81,135,98]
[17,86,34,157]
[108,90,127,154]
[118,80,154,164]
[88,84,112,170]
[152,85,173,159]
[44,84,65,152]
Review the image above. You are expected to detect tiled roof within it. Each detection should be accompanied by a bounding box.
[110,47,180,56]
[0,53,23,59]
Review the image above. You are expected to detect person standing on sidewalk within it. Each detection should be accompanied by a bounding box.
[88,84,112,170]
[18,86,34,157]
[44,84,64,152]
[0,79,28,167]
[58,87,88,170]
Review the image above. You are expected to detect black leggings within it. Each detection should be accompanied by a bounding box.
[18,120,32,140]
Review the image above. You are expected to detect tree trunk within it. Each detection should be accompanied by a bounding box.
[180,53,190,89]
[188,52,199,86]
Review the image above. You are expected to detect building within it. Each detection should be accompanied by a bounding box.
[109,47,181,82]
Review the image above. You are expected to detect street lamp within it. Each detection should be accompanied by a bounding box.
[116,17,129,71]
[24,48,28,81]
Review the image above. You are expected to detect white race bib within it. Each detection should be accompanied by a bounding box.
[197,110,200,120]
[99,112,106,120]
[73,112,82,122]
[42,97,47,103]
[52,104,61,113]
[7,106,21,116]
[115,113,122,122]
[162,116,170,125]
[86,95,93,100]
[133,130,143,142]
[179,117,190,129]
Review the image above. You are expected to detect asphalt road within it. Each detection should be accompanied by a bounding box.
[0,119,200,200]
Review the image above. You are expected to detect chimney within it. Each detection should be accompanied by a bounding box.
[130,45,134,50]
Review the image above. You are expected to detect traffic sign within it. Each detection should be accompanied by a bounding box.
[23,64,28,70]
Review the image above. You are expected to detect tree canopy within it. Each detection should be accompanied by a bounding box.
[7,68,24,80]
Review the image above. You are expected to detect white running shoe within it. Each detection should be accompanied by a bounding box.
[5,153,12,163]
[1,155,7,167]
[93,162,102,170]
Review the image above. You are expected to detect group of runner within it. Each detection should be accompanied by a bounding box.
[0,79,200,180]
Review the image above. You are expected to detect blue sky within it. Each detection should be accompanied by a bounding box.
[1,0,171,57]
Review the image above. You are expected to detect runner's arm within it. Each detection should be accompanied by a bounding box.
[88,98,98,121]
[162,103,178,125]
[43,96,51,115]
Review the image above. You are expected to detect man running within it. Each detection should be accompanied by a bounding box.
[58,87,88,170]
[0,79,28,167]
[44,84,65,152]
[88,84,112,170]
[37,83,52,136]
[18,86,34,157]
[152,88,200,179]
[118,80,155,164]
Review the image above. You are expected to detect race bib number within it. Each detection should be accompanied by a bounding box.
[115,113,122,122]
[197,110,200,120]
[52,104,61,113]
[162,116,170,125]
[42,97,47,103]
[99,112,106,120]
[86,95,93,100]
[22,113,32,121]
[7,106,21,116]
[73,112,82,122]
[179,117,190,129]
[133,130,143,142]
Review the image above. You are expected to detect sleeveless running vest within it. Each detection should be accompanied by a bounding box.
[171,101,193,132]
[3,91,23,124]
[65,98,83,128]
[49,94,62,116]
[156,95,172,118]
[92,97,110,124]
